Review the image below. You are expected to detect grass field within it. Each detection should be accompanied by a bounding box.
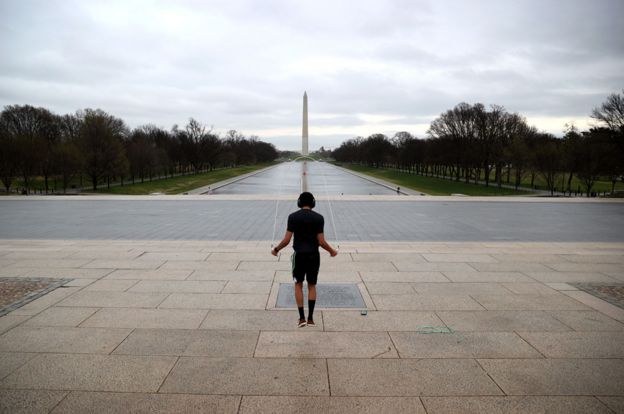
[484,170,624,194]
[93,163,275,195]
[338,164,533,196]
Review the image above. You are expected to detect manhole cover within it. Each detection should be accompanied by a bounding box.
[275,283,366,308]
[571,283,624,310]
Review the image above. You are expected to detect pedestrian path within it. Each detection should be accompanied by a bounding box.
[0,240,623,413]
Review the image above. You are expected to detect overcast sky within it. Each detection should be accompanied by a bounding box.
[1,0,623,150]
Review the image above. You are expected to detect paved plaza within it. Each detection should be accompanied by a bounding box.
[0,239,623,413]
[1,196,624,242]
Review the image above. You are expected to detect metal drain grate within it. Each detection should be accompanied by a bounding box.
[275,283,366,308]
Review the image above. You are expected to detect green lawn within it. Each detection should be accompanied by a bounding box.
[338,164,532,196]
[94,163,275,195]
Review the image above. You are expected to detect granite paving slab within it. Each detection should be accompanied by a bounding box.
[81,308,208,329]
[255,331,396,358]
[159,293,268,309]
[0,315,30,334]
[23,307,99,327]
[104,269,192,280]
[160,261,242,272]
[442,272,534,283]
[390,331,542,358]
[128,280,225,293]
[500,283,560,295]
[328,359,502,396]
[113,329,258,357]
[58,291,168,308]
[470,294,589,310]
[561,254,624,263]
[0,389,68,414]
[572,282,624,310]
[316,261,397,272]
[0,352,37,381]
[209,252,279,261]
[547,263,624,273]
[372,294,484,310]
[365,282,415,294]
[137,252,210,261]
[83,279,139,291]
[546,310,624,331]
[9,287,81,316]
[436,311,572,332]
[411,282,512,295]
[478,358,624,395]
[322,310,445,332]
[82,260,165,270]
[517,331,624,358]
[236,261,291,271]
[360,271,449,283]
[0,326,131,354]
[239,396,426,414]
[598,397,624,414]
[423,254,497,263]
[392,262,477,272]
[68,250,144,259]
[222,281,272,294]
[159,357,329,395]
[18,268,115,279]
[470,263,553,272]
[524,272,618,283]
[352,253,425,263]
[7,259,92,269]
[421,396,613,414]
[188,270,274,281]
[51,392,240,414]
[200,310,319,331]
[562,290,624,322]
[490,254,566,263]
[0,354,177,392]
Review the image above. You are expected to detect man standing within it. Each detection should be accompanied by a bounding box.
[271,192,338,327]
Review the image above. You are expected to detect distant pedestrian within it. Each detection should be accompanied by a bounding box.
[271,192,338,327]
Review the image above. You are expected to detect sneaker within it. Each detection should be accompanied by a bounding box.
[307,319,316,327]
[298,319,307,328]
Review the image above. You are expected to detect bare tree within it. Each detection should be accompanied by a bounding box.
[0,114,19,192]
[532,133,564,195]
[78,109,128,191]
[591,89,624,132]
[0,105,54,192]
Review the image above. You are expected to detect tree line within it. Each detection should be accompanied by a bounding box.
[0,106,279,193]
[332,91,624,196]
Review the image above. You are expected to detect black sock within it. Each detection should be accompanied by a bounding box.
[308,300,316,320]
[298,307,305,319]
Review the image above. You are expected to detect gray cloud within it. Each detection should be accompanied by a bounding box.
[1,0,622,150]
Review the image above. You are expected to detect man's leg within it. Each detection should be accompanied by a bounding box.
[307,283,317,325]
[307,253,320,326]
[295,282,306,326]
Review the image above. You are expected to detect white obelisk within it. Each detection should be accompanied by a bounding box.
[302,91,309,156]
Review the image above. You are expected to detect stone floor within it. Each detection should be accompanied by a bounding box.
[0,240,623,413]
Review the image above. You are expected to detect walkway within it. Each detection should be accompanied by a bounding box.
[0,240,623,412]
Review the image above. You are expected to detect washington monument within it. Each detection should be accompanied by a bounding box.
[302,91,309,156]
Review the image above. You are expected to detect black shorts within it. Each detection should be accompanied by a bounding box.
[291,251,320,285]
